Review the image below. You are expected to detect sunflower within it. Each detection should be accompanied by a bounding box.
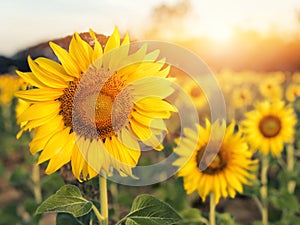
[16,27,176,180]
[259,77,283,101]
[231,86,253,109]
[285,83,300,102]
[242,101,296,157]
[0,74,23,106]
[182,79,208,110]
[173,120,257,203]
[292,72,300,83]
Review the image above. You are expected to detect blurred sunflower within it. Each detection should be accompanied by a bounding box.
[285,83,300,102]
[183,79,208,110]
[259,77,282,101]
[242,101,296,157]
[173,120,257,203]
[231,86,253,109]
[0,74,22,106]
[292,72,300,83]
[16,27,176,180]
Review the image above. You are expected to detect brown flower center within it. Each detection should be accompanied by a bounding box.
[190,86,202,98]
[259,115,281,138]
[196,144,227,174]
[60,67,133,140]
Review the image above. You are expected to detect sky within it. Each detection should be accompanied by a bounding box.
[1,0,300,56]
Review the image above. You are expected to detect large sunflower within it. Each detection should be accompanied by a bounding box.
[173,120,257,203]
[16,28,176,180]
[242,101,296,157]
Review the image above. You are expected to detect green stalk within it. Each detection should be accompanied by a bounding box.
[100,174,108,225]
[209,193,216,225]
[287,144,296,194]
[92,204,105,222]
[260,155,269,225]
[32,163,42,203]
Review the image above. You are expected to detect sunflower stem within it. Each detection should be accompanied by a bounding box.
[287,144,296,194]
[32,163,42,203]
[2,105,12,131]
[260,155,269,225]
[100,173,108,225]
[110,182,120,221]
[92,204,105,222]
[209,193,216,225]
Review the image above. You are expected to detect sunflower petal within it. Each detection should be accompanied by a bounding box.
[49,42,81,77]
[18,101,60,123]
[15,88,63,102]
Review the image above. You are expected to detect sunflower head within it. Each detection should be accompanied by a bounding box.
[0,74,23,106]
[15,27,176,181]
[242,101,297,157]
[173,120,257,203]
[259,77,283,101]
[285,83,300,102]
[231,86,253,109]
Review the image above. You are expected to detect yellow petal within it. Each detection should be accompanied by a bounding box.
[45,133,75,174]
[121,32,130,46]
[27,56,68,89]
[69,33,93,72]
[15,88,63,102]
[89,29,103,63]
[19,110,58,131]
[120,128,140,151]
[35,57,74,81]
[71,141,86,181]
[86,139,105,174]
[16,71,47,88]
[130,119,152,141]
[104,27,120,54]
[135,97,177,112]
[17,101,60,123]
[49,42,81,77]
[131,111,167,130]
[29,116,64,154]
[131,77,174,100]
[37,127,71,164]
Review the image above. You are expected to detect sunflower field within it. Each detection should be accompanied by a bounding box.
[1,2,300,225]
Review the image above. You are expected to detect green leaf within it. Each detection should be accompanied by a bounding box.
[41,173,65,197]
[0,204,22,225]
[270,192,299,212]
[216,212,239,225]
[56,213,85,225]
[9,167,30,187]
[119,194,182,225]
[36,185,93,217]
[179,208,206,225]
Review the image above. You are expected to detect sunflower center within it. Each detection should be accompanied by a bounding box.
[60,67,133,140]
[196,144,227,174]
[240,93,246,100]
[259,115,281,138]
[190,87,202,98]
[95,94,113,124]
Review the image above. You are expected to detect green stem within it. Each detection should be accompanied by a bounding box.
[287,144,296,194]
[209,193,216,225]
[92,204,105,222]
[260,155,269,225]
[100,174,108,225]
[2,105,12,131]
[252,195,263,213]
[32,164,42,203]
[110,182,119,221]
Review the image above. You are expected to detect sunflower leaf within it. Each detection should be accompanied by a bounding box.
[36,185,93,217]
[117,194,182,225]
